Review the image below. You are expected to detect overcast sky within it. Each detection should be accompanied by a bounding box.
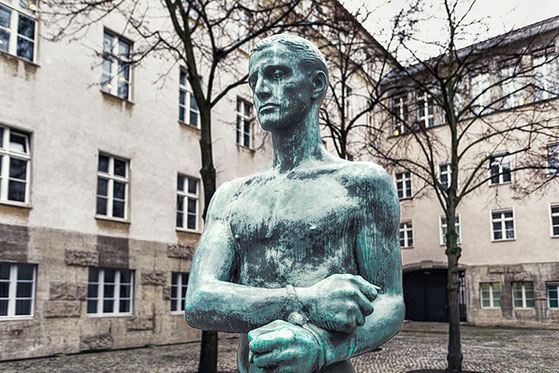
[341,0,559,62]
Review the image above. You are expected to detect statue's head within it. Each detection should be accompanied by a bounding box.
[248,34,329,133]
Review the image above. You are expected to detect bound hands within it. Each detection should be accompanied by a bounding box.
[247,274,379,372]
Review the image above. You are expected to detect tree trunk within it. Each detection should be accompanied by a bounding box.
[197,106,218,373]
[445,216,463,373]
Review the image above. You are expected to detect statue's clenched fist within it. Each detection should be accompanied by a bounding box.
[248,320,322,373]
[297,274,379,333]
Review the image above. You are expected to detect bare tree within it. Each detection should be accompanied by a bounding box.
[365,2,559,371]
[39,0,334,372]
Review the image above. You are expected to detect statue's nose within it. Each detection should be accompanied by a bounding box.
[255,79,272,101]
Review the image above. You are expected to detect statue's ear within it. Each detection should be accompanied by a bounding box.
[311,70,327,100]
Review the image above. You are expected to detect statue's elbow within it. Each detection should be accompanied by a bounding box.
[392,295,406,332]
[184,288,209,330]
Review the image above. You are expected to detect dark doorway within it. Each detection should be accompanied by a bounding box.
[403,268,466,322]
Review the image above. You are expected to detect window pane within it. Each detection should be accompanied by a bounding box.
[188,178,197,194]
[179,106,185,122]
[179,90,186,105]
[171,285,177,298]
[112,200,125,218]
[103,300,114,313]
[87,299,97,314]
[97,178,108,196]
[119,300,130,313]
[177,195,184,211]
[177,175,185,191]
[120,270,131,284]
[0,299,8,316]
[0,282,8,297]
[120,285,130,298]
[179,71,186,86]
[113,181,125,199]
[104,269,115,283]
[16,282,32,297]
[118,40,130,58]
[9,158,27,180]
[187,198,196,214]
[17,14,34,39]
[8,180,26,202]
[0,5,10,29]
[104,284,114,298]
[88,268,99,282]
[117,82,129,99]
[87,284,98,298]
[189,111,198,127]
[0,29,9,52]
[187,214,196,230]
[172,273,179,285]
[171,299,177,311]
[113,159,126,177]
[176,211,184,228]
[15,299,31,315]
[190,94,198,111]
[96,196,108,215]
[16,37,33,60]
[181,285,187,298]
[103,32,114,51]
[0,264,10,280]
[98,154,109,172]
[504,211,513,218]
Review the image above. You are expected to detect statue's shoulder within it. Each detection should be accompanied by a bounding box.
[213,165,272,199]
[336,160,392,187]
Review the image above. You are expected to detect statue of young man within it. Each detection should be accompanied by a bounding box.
[185,34,404,373]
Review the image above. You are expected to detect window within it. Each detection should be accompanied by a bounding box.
[470,73,491,114]
[550,204,559,237]
[489,153,511,185]
[0,263,35,318]
[391,95,408,136]
[547,143,559,176]
[87,268,133,316]
[170,272,189,313]
[532,50,558,101]
[416,91,434,128]
[512,281,534,308]
[399,221,413,248]
[439,164,451,189]
[548,283,559,308]
[176,174,199,231]
[344,86,353,118]
[480,282,501,308]
[491,209,515,241]
[0,126,31,204]
[101,31,132,99]
[179,70,199,127]
[0,1,36,61]
[96,153,129,220]
[236,98,252,148]
[395,171,412,199]
[440,215,461,245]
[501,64,525,109]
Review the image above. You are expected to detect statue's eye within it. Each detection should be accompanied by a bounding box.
[272,69,284,79]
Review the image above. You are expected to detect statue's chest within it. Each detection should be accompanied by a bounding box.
[227,175,360,287]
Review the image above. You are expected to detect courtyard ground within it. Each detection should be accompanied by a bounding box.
[0,322,557,372]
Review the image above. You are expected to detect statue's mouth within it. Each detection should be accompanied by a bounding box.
[260,103,279,112]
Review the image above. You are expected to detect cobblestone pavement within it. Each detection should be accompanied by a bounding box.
[1,322,557,373]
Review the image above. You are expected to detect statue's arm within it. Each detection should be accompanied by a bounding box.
[309,166,405,366]
[184,181,296,333]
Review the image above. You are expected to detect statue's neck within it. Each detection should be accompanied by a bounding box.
[271,106,325,173]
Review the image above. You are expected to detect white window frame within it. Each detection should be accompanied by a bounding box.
[480,282,501,308]
[395,171,412,199]
[512,281,535,309]
[469,72,491,114]
[0,0,37,62]
[501,64,525,109]
[416,91,435,128]
[550,203,559,238]
[236,97,253,148]
[96,153,129,221]
[439,164,451,189]
[176,174,199,232]
[399,221,413,248]
[0,263,36,319]
[488,153,511,185]
[440,215,461,246]
[86,268,133,317]
[170,271,189,314]
[391,94,407,136]
[0,126,31,205]
[547,282,559,309]
[101,30,132,100]
[178,70,199,128]
[547,143,559,177]
[490,208,515,242]
[532,50,558,102]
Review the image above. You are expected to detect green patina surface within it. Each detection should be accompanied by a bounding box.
[185,34,404,373]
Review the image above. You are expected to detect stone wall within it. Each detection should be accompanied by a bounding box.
[0,223,202,361]
[466,262,559,327]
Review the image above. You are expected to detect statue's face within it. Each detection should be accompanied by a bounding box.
[248,44,314,132]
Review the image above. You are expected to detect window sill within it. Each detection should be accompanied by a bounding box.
[440,242,462,247]
[176,227,201,235]
[398,197,413,201]
[401,246,414,250]
[0,49,40,67]
[0,315,34,321]
[86,313,133,318]
[178,121,201,132]
[488,181,512,187]
[0,200,32,209]
[95,215,131,225]
[100,89,135,105]
[491,238,516,243]
[480,307,501,310]
[236,144,255,153]
[171,311,186,316]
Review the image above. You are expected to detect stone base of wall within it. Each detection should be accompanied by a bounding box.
[0,223,201,361]
[466,262,559,327]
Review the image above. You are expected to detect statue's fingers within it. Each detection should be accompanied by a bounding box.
[249,328,295,354]
[350,276,379,302]
[252,348,297,368]
[248,320,289,342]
[350,288,374,316]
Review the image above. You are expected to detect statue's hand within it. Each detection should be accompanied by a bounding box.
[297,274,379,333]
[248,320,321,373]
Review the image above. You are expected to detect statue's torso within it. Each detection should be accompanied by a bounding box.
[226,164,361,288]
